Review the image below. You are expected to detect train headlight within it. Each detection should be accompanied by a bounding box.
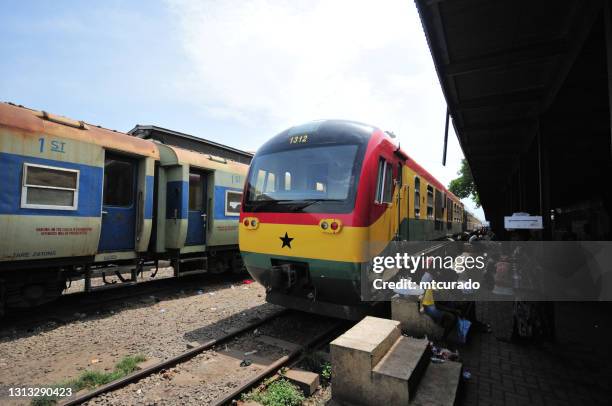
[242,217,259,230]
[319,218,342,234]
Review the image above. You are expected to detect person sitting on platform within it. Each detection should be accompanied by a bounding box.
[419,270,457,345]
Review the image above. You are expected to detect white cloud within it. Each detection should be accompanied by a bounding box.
[166,0,485,220]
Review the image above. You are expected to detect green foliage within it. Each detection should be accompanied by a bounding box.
[242,378,305,406]
[448,159,480,208]
[299,350,331,385]
[31,355,146,406]
[320,362,332,382]
[115,354,146,376]
[31,399,54,406]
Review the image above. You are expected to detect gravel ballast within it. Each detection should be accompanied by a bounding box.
[0,276,279,405]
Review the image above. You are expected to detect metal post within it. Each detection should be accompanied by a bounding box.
[537,122,543,217]
[538,119,552,241]
[605,1,612,158]
[442,108,450,165]
[604,1,612,237]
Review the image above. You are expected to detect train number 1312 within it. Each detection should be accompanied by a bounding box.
[289,135,308,144]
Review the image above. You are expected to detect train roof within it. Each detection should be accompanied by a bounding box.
[158,143,249,174]
[0,102,159,158]
[257,119,376,153]
[264,119,462,205]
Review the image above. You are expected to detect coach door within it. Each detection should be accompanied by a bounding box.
[99,154,138,252]
[186,171,207,246]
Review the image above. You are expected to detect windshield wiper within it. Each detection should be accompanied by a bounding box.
[248,199,293,211]
[284,199,344,211]
[247,198,344,212]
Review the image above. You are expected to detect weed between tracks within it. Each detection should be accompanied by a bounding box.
[299,350,331,386]
[242,377,305,406]
[31,354,146,406]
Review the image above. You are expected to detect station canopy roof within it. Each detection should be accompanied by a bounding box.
[416,0,607,219]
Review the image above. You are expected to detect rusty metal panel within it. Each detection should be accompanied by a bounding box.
[0,103,159,159]
[169,145,248,176]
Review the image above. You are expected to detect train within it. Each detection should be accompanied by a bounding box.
[239,120,469,319]
[465,211,482,232]
[0,102,248,315]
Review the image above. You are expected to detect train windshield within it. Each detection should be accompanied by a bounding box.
[244,144,362,213]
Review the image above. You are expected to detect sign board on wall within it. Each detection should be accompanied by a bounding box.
[504,214,543,230]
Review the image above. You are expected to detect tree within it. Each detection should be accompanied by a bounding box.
[448,159,480,208]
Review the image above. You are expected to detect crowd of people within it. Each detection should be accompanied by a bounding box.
[406,228,555,349]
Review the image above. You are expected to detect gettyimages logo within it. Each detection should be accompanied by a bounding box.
[363,241,612,302]
[371,253,486,274]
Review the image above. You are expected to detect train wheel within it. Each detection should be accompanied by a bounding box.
[207,257,228,274]
[230,254,245,274]
[4,271,66,309]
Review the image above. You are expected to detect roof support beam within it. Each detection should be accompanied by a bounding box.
[443,40,569,77]
[539,1,604,113]
[463,118,536,132]
[453,88,545,111]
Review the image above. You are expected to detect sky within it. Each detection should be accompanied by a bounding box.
[0,0,484,220]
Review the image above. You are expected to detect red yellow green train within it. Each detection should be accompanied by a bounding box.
[239,120,468,319]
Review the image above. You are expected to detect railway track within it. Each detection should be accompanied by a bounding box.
[0,272,246,336]
[211,317,344,406]
[56,310,348,405]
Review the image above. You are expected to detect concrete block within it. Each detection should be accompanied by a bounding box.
[372,336,430,404]
[411,361,462,406]
[284,368,320,395]
[331,316,401,405]
[331,316,401,367]
[391,296,444,340]
[329,315,463,406]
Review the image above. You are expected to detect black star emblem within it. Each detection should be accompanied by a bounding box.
[279,232,294,248]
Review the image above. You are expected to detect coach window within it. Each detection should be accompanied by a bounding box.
[382,160,393,202]
[21,163,79,210]
[189,173,203,211]
[375,158,385,202]
[397,163,403,186]
[284,171,291,190]
[375,158,394,204]
[264,172,276,193]
[254,169,277,195]
[255,169,266,195]
[103,158,134,207]
[414,176,420,217]
[426,185,434,219]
